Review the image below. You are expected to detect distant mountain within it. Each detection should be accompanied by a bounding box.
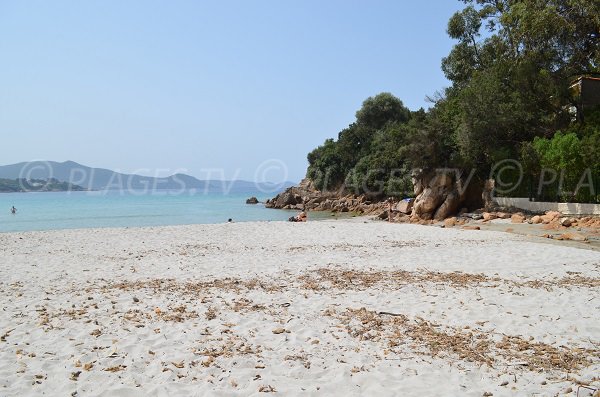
[0,161,295,193]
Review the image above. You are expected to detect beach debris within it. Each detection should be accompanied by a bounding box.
[104,365,126,372]
[299,268,493,291]
[70,371,81,381]
[171,361,184,369]
[378,311,406,317]
[258,385,276,393]
[205,307,217,320]
[83,362,93,371]
[1,328,14,342]
[272,328,286,334]
[132,297,139,303]
[38,313,50,326]
[83,267,600,317]
[577,386,599,397]
[90,329,101,337]
[329,307,599,372]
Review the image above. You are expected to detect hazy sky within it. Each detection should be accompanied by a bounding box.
[0,1,463,182]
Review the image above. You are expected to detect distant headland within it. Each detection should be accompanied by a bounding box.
[0,161,295,193]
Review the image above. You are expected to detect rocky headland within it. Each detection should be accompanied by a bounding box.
[266,169,488,221]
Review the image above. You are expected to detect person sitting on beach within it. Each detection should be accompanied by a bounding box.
[297,211,307,222]
[288,211,307,222]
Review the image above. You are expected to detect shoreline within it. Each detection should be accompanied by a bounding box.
[1,213,598,252]
[1,220,599,396]
[0,209,357,235]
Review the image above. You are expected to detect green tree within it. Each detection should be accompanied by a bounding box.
[306,93,412,193]
[355,92,411,130]
[533,131,585,199]
[306,139,344,191]
[303,0,599,204]
[439,0,598,173]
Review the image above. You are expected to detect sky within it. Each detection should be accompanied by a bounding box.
[0,1,464,183]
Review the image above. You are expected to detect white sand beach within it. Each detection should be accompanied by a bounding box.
[0,219,599,396]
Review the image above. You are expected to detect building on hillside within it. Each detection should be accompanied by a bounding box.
[569,76,600,122]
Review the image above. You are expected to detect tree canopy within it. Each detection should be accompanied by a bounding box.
[306,0,599,201]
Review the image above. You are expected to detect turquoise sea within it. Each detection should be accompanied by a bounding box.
[0,190,311,233]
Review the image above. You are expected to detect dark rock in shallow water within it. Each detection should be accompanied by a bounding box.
[246,196,259,204]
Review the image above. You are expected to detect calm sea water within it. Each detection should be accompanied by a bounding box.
[0,190,313,233]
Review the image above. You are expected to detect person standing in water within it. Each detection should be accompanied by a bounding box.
[10,206,17,214]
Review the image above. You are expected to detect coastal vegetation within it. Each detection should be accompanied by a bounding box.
[0,178,86,193]
[306,0,600,203]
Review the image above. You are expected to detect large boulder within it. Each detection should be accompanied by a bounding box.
[246,196,259,204]
[434,191,461,220]
[482,212,497,221]
[559,217,573,227]
[411,169,483,221]
[556,232,588,241]
[413,191,443,219]
[511,213,526,223]
[276,191,299,207]
[396,199,414,214]
[531,215,542,224]
[541,211,561,224]
[444,217,458,227]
